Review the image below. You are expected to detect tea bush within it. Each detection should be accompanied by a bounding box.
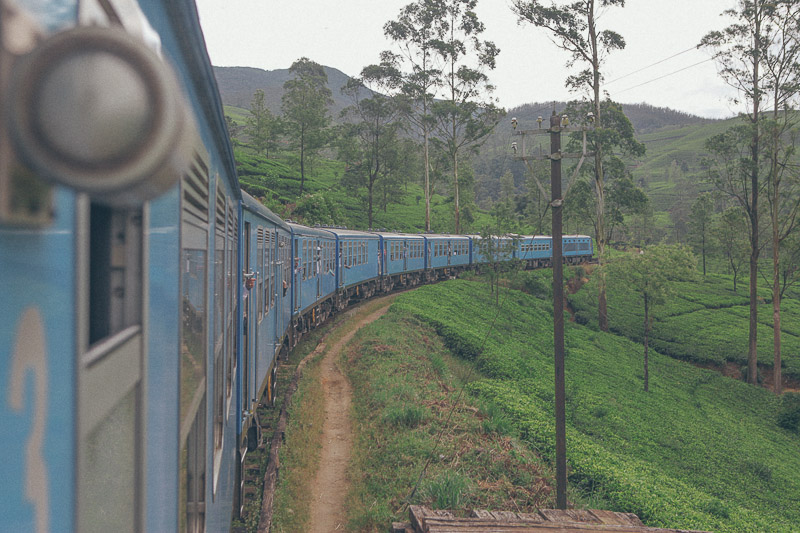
[393,280,800,531]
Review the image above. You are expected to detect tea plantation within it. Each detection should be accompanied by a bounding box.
[391,280,800,532]
[569,273,800,382]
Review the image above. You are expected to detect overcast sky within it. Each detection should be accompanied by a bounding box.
[195,0,741,119]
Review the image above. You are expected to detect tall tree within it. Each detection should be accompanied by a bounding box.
[383,0,447,231]
[338,73,403,229]
[701,0,773,385]
[245,89,277,157]
[605,245,697,392]
[512,0,627,332]
[430,0,502,234]
[760,0,800,394]
[689,192,716,276]
[281,58,333,195]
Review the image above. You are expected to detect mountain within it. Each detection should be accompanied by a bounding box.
[214,65,715,134]
[213,65,358,119]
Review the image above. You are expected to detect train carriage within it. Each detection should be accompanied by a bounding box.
[238,192,292,514]
[0,1,242,531]
[563,235,594,264]
[517,235,553,268]
[327,228,380,290]
[288,223,336,328]
[424,234,471,271]
[0,2,596,532]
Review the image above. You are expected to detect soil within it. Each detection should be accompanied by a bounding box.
[307,302,392,533]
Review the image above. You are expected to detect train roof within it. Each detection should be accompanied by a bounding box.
[286,222,336,239]
[422,233,471,239]
[324,228,380,239]
[241,190,290,230]
[370,231,426,240]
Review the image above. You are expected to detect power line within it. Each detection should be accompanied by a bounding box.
[605,45,699,86]
[611,58,714,95]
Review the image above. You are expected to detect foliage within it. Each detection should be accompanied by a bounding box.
[688,193,715,276]
[337,75,404,228]
[777,392,800,433]
[382,0,448,231]
[429,0,503,234]
[245,89,279,157]
[281,57,334,194]
[603,245,697,391]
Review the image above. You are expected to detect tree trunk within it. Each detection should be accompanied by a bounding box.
[424,126,431,232]
[746,12,761,386]
[702,232,706,277]
[454,150,460,234]
[299,128,306,195]
[644,294,649,392]
[773,229,782,394]
[589,1,608,332]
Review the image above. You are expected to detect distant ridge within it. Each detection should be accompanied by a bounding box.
[214,65,717,133]
[214,65,358,118]
[508,101,716,134]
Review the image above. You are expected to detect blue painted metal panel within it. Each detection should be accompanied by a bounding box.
[0,189,77,533]
[145,187,182,531]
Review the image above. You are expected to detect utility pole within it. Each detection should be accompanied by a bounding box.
[513,109,593,510]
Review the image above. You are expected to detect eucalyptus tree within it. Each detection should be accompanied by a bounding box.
[383,0,448,231]
[689,192,716,277]
[245,89,277,157]
[281,57,333,195]
[760,0,800,394]
[713,206,750,292]
[701,0,789,385]
[429,0,502,234]
[511,0,628,332]
[605,245,696,392]
[338,70,404,229]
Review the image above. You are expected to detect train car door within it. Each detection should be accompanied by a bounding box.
[316,241,321,299]
[403,239,408,271]
[275,234,282,346]
[447,240,452,266]
[293,238,300,312]
[242,222,251,421]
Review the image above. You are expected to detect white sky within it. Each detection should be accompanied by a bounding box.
[195,0,741,119]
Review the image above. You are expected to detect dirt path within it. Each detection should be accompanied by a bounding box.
[308,302,392,533]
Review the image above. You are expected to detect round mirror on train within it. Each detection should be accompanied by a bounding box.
[4,25,193,206]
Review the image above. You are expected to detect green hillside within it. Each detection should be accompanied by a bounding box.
[386,278,800,531]
[235,149,493,232]
[569,271,800,382]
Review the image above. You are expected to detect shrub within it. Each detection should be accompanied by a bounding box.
[777,392,800,433]
[382,404,428,428]
[424,471,470,510]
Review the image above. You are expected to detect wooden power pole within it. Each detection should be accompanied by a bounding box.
[513,109,593,510]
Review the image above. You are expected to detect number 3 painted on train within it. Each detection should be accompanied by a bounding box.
[8,307,49,533]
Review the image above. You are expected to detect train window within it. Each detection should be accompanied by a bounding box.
[212,187,225,490]
[302,240,307,280]
[257,228,263,322]
[263,229,273,313]
[88,203,143,345]
[227,205,237,404]
[180,395,206,533]
[179,155,209,533]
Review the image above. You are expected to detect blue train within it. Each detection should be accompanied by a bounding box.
[0,2,592,532]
